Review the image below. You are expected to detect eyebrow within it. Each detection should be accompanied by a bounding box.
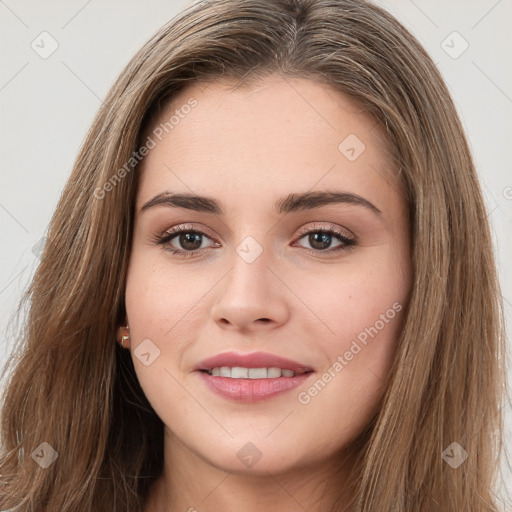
[140,190,382,216]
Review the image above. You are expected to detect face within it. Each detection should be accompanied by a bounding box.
[124,75,412,476]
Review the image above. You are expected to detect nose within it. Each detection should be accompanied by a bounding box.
[210,248,290,333]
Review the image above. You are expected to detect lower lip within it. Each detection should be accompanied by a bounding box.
[197,371,313,402]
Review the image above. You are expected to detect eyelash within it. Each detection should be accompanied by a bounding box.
[153,223,356,259]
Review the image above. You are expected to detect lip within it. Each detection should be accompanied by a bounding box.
[195,351,314,373]
[194,351,315,403]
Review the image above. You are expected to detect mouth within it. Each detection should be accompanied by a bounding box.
[195,351,315,402]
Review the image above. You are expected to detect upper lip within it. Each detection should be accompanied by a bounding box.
[195,351,314,373]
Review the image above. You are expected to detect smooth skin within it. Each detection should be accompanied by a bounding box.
[123,74,412,512]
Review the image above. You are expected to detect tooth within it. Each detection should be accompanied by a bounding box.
[208,366,300,378]
[248,368,268,379]
[267,367,282,378]
[231,367,248,378]
[219,367,231,377]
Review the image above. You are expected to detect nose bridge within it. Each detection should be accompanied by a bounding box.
[211,234,289,329]
[226,236,272,305]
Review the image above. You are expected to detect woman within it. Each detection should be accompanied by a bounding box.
[0,0,507,510]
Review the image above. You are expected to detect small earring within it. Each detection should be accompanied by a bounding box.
[118,324,130,349]
[121,334,130,349]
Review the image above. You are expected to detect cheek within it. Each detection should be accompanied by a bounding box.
[123,253,201,417]
[124,249,210,340]
[292,249,409,417]
[294,246,409,348]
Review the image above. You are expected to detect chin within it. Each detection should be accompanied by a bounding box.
[192,436,315,475]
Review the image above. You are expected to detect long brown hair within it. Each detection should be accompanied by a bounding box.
[0,0,507,510]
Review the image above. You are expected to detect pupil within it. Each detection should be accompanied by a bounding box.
[310,232,331,250]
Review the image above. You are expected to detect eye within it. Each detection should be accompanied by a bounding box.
[292,223,356,254]
[153,222,356,258]
[154,224,219,258]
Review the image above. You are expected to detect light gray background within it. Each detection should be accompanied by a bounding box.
[1,0,511,508]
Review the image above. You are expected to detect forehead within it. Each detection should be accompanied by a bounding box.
[135,75,400,213]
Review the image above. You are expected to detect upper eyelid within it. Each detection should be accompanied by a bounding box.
[162,223,217,241]
[160,222,355,245]
[295,222,355,239]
